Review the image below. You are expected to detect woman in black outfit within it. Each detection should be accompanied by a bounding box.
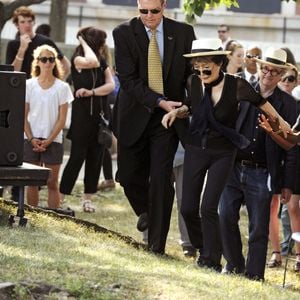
[162,38,290,271]
[60,27,115,212]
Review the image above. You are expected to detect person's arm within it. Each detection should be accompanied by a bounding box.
[60,56,71,79]
[161,105,189,128]
[11,34,31,71]
[258,101,291,138]
[24,102,33,141]
[75,67,115,98]
[40,102,68,149]
[73,36,100,71]
[259,114,297,150]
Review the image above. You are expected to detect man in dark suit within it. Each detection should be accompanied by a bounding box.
[112,0,195,254]
[219,48,297,281]
[238,45,262,86]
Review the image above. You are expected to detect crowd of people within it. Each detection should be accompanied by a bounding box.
[1,0,300,283]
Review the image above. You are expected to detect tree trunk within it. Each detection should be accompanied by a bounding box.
[49,0,69,42]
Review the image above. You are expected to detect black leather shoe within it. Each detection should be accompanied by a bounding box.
[197,256,222,272]
[182,246,197,258]
[137,212,148,232]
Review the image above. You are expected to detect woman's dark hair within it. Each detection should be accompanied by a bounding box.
[191,55,227,67]
[35,24,51,37]
[72,26,107,61]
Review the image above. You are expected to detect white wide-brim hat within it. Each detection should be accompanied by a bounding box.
[255,48,292,69]
[183,38,230,58]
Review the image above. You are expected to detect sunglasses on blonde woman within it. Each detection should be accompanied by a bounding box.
[281,75,296,83]
[38,57,56,64]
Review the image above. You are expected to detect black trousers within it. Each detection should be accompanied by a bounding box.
[181,144,236,266]
[102,148,113,180]
[118,111,178,253]
[60,140,104,195]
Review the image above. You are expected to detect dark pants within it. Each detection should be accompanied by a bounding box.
[60,140,104,195]
[219,162,271,279]
[118,111,178,254]
[181,144,236,266]
[103,148,113,180]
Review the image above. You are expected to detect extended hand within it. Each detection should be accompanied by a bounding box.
[75,88,92,98]
[159,100,182,112]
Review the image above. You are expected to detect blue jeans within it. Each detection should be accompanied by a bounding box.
[219,162,272,279]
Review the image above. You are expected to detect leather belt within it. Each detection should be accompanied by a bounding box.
[237,159,267,169]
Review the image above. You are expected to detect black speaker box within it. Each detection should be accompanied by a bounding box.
[0,70,26,166]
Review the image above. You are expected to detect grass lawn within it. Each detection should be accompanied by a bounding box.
[0,183,299,299]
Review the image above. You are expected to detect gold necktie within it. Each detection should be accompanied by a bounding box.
[148,29,164,94]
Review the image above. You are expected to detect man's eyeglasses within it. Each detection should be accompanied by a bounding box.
[260,66,282,77]
[38,56,56,64]
[246,54,261,59]
[139,8,161,15]
[218,30,227,33]
[281,75,296,83]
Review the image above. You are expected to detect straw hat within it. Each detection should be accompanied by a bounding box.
[255,48,292,69]
[183,38,230,58]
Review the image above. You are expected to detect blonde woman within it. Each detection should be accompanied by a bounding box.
[24,44,73,208]
[223,40,245,74]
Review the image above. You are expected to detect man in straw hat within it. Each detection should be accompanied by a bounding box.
[162,39,291,272]
[219,47,297,280]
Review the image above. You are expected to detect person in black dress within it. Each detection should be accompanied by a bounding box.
[162,38,291,271]
[59,27,115,212]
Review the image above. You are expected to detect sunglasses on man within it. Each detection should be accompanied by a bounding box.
[281,75,297,83]
[218,30,227,34]
[38,56,56,64]
[139,8,161,15]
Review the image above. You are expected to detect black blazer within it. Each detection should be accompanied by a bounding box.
[112,16,195,146]
[237,86,297,193]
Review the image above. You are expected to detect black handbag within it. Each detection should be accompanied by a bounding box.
[98,114,112,148]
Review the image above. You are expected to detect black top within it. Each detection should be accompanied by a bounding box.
[236,103,267,164]
[186,74,265,149]
[67,58,109,144]
[6,33,64,78]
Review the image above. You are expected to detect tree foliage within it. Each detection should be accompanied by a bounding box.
[0,0,46,32]
[183,0,300,23]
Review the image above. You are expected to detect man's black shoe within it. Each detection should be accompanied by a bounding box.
[137,212,148,232]
[182,245,197,258]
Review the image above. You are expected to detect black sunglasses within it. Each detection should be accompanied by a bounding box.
[193,69,212,76]
[281,75,296,83]
[246,54,261,59]
[38,56,56,64]
[218,30,227,33]
[139,8,161,15]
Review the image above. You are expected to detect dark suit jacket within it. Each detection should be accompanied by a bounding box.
[236,86,297,193]
[112,16,195,146]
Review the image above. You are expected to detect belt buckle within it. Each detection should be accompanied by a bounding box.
[240,160,248,167]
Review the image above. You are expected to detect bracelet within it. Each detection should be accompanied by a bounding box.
[28,137,34,142]
[16,55,24,61]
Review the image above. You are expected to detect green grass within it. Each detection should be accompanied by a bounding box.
[0,184,300,299]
